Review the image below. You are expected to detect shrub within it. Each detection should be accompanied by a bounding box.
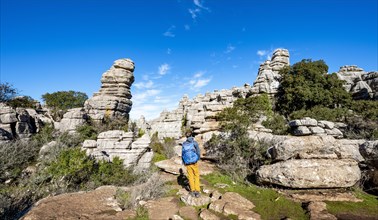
[46,147,95,187]
[290,106,350,122]
[116,173,166,209]
[150,133,176,159]
[7,96,36,108]
[76,124,98,141]
[217,94,273,132]
[205,132,273,182]
[138,128,145,138]
[0,82,17,102]
[276,59,352,116]
[262,113,289,135]
[90,157,136,186]
[42,90,88,111]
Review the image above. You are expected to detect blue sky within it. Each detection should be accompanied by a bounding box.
[1,0,377,120]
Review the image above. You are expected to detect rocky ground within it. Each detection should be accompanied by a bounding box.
[21,158,377,220]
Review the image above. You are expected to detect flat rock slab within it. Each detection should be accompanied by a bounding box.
[145,196,180,219]
[283,191,363,203]
[22,186,135,220]
[155,157,215,175]
[179,206,198,220]
[209,192,261,220]
[306,202,337,220]
[200,209,221,220]
[256,159,361,188]
[180,194,211,207]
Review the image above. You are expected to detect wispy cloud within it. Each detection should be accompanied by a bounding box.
[133,89,161,101]
[257,49,274,60]
[184,24,190,30]
[167,48,172,55]
[188,71,211,91]
[134,80,154,89]
[158,63,170,75]
[163,25,176,37]
[193,0,209,11]
[189,8,201,19]
[188,0,210,20]
[224,44,235,54]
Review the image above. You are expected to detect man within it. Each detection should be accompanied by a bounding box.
[181,130,201,198]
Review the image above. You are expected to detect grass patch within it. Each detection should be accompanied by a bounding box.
[203,172,308,220]
[326,189,378,217]
[151,153,167,163]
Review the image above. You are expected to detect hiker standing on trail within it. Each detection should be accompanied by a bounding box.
[182,130,201,198]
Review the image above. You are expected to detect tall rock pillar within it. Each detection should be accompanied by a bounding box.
[85,59,135,121]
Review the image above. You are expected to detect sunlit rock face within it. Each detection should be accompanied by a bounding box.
[251,48,290,95]
[85,59,135,121]
[336,65,377,100]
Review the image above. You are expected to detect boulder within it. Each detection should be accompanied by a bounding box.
[144,197,180,220]
[251,49,289,95]
[256,159,361,188]
[209,192,260,220]
[55,108,87,133]
[82,131,152,170]
[272,136,364,162]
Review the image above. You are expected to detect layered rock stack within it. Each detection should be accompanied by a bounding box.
[251,48,289,95]
[0,103,52,142]
[150,84,255,139]
[85,59,135,121]
[336,65,378,100]
[289,117,345,138]
[256,135,363,188]
[54,108,88,133]
[82,131,153,171]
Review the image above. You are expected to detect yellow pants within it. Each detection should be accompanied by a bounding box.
[186,162,200,192]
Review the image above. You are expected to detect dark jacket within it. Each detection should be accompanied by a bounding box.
[182,137,200,164]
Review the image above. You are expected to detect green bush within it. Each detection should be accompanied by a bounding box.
[290,106,350,122]
[217,94,273,132]
[90,157,136,186]
[46,147,95,186]
[276,59,352,116]
[42,90,88,111]
[138,128,145,138]
[76,124,98,141]
[7,96,36,108]
[150,133,176,159]
[262,113,289,135]
[205,132,273,182]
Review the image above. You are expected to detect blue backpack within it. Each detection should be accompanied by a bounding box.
[182,141,199,165]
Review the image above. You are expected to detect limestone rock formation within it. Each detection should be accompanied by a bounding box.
[82,131,152,171]
[256,159,360,188]
[289,117,344,138]
[0,103,49,142]
[85,59,135,121]
[54,108,88,133]
[22,186,136,220]
[336,65,377,100]
[257,135,363,188]
[251,48,289,95]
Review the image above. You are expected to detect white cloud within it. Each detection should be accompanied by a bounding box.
[193,78,211,88]
[193,0,209,10]
[188,8,200,19]
[130,97,179,120]
[158,63,170,75]
[257,50,268,57]
[184,24,190,30]
[167,48,172,55]
[225,45,235,54]
[194,71,204,78]
[188,71,211,90]
[133,89,161,101]
[134,80,154,89]
[163,25,176,37]
[257,49,274,60]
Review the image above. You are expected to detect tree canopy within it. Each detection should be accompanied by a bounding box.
[276,59,352,116]
[0,82,17,102]
[42,90,88,110]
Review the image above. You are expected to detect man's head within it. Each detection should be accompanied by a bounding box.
[185,130,192,138]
